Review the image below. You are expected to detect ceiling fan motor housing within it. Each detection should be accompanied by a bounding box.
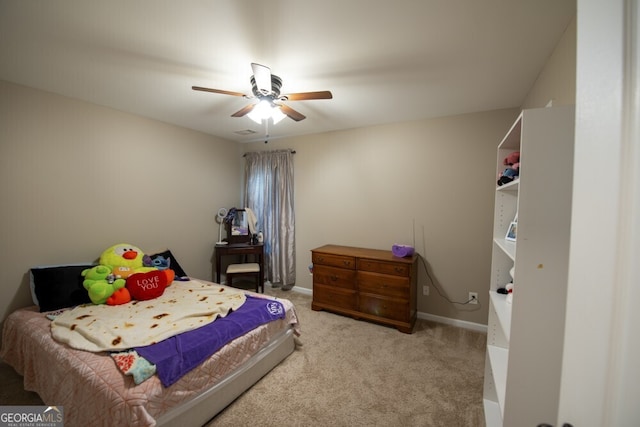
[251,74,282,98]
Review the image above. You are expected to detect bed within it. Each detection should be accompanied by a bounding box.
[0,274,299,427]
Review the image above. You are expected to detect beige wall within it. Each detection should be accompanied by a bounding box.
[522,16,576,109]
[0,81,241,323]
[242,109,518,325]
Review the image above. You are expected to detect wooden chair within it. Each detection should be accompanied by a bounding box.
[226,263,263,293]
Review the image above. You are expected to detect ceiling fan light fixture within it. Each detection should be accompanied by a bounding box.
[271,106,286,124]
[247,100,270,123]
[247,100,286,125]
[193,62,332,124]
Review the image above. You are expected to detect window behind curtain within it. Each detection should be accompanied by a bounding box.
[243,150,296,288]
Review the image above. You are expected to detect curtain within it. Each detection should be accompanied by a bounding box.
[243,150,295,288]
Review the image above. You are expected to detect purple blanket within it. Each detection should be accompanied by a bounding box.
[136,295,285,386]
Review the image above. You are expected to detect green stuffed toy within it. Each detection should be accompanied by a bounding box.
[82,265,128,305]
[82,244,160,305]
[99,243,156,279]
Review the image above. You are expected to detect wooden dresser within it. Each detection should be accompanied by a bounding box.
[311,244,418,333]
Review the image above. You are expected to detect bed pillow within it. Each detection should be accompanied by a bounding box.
[146,249,188,278]
[30,264,95,312]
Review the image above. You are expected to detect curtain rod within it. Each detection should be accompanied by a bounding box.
[243,150,296,157]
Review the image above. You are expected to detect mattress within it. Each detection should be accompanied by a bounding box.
[0,282,299,427]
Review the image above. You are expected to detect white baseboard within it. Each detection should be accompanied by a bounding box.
[286,286,487,333]
[416,311,487,333]
[287,286,312,296]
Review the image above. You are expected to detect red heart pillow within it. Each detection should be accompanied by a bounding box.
[126,270,168,301]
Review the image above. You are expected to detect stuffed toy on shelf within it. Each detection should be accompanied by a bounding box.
[498,151,520,186]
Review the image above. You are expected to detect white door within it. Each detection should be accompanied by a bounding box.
[558,0,640,426]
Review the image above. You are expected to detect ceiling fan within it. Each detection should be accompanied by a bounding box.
[192,63,332,122]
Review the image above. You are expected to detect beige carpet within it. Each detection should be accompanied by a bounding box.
[0,286,487,426]
[212,286,487,426]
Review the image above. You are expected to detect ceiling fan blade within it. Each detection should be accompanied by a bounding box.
[192,86,246,97]
[231,104,256,118]
[283,91,333,101]
[278,104,306,121]
[251,63,272,94]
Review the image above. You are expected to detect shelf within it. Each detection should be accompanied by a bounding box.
[496,179,519,192]
[487,344,509,417]
[494,238,516,260]
[483,399,503,427]
[485,106,575,426]
[489,291,511,340]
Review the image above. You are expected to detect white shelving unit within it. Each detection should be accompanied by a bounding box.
[483,106,575,426]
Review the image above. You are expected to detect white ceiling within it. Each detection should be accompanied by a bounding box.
[0,0,576,143]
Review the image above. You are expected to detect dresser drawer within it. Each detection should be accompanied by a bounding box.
[313,284,357,311]
[357,259,410,277]
[357,271,410,299]
[359,294,410,323]
[312,252,356,270]
[313,264,356,290]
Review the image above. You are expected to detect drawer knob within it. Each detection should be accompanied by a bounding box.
[330,275,338,281]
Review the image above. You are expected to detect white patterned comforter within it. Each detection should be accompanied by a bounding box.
[51,280,246,352]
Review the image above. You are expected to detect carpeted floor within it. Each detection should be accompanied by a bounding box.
[0,286,487,426]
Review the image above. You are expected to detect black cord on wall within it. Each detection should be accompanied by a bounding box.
[417,253,477,306]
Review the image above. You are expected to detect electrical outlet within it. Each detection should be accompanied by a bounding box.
[423,285,429,296]
[468,292,478,304]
